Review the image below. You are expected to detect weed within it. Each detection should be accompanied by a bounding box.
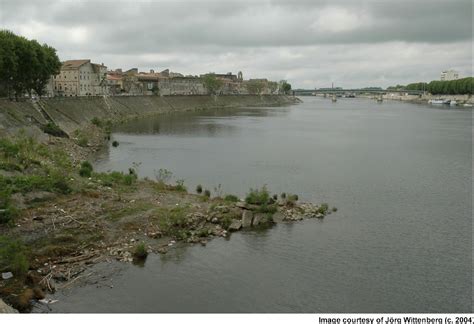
[245,185,270,205]
[224,194,239,202]
[133,243,148,259]
[79,161,93,177]
[0,236,29,275]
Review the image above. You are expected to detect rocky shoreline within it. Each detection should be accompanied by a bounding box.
[0,96,337,313]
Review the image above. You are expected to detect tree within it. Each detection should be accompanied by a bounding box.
[245,80,266,95]
[280,81,291,94]
[267,81,278,94]
[0,30,61,99]
[202,74,223,95]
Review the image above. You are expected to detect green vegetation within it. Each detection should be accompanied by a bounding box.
[332,207,338,212]
[0,30,61,99]
[0,236,29,275]
[106,201,153,221]
[281,81,292,94]
[174,179,187,192]
[388,77,473,95]
[318,203,329,214]
[280,192,286,199]
[132,242,148,259]
[204,189,211,198]
[154,206,189,238]
[224,194,239,202]
[94,170,137,187]
[202,74,224,95]
[245,186,270,205]
[196,184,203,194]
[73,130,89,147]
[79,161,93,178]
[112,140,119,147]
[42,122,67,137]
[91,117,102,127]
[246,80,267,95]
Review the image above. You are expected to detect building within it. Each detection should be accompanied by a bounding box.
[440,70,459,81]
[52,59,107,96]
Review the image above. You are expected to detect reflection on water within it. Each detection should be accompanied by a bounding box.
[50,97,471,313]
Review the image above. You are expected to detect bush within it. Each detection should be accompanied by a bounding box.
[79,161,93,178]
[257,203,278,214]
[272,194,278,201]
[132,242,148,259]
[77,135,88,147]
[332,207,338,212]
[91,117,102,127]
[0,236,29,275]
[196,184,203,194]
[204,189,211,198]
[245,186,270,205]
[112,140,119,147]
[318,203,329,215]
[174,179,187,192]
[224,194,239,202]
[42,122,67,137]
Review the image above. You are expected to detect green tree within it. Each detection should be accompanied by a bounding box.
[246,80,266,95]
[202,74,223,95]
[280,81,291,94]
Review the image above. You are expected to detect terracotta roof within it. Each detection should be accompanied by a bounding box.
[107,74,123,81]
[62,59,90,69]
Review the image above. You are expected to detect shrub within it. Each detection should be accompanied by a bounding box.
[280,192,286,199]
[196,184,203,194]
[112,140,119,147]
[42,122,67,137]
[204,189,211,198]
[332,207,338,212]
[91,117,102,127]
[77,136,88,147]
[257,203,278,214]
[79,161,93,178]
[174,179,187,192]
[318,203,329,215]
[0,236,29,275]
[224,194,239,202]
[132,242,148,259]
[245,186,270,205]
[272,194,278,201]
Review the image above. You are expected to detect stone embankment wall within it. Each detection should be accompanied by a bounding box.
[0,95,299,137]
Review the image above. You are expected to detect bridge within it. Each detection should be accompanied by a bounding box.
[293,88,424,96]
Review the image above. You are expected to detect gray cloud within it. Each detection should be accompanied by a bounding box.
[0,0,472,88]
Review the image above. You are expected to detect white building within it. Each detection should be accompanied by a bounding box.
[440,70,459,81]
[52,59,107,96]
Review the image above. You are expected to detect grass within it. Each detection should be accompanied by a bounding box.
[224,194,239,202]
[153,205,191,239]
[79,161,93,177]
[0,236,29,275]
[106,201,154,221]
[245,185,270,205]
[94,170,137,187]
[132,243,148,259]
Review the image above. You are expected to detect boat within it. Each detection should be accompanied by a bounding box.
[331,95,337,102]
[442,99,451,105]
[463,103,473,107]
[449,100,457,106]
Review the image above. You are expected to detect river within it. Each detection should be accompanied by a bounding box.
[43,97,472,313]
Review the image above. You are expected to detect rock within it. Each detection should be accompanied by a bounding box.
[157,247,168,254]
[241,210,254,228]
[0,299,18,313]
[200,239,208,246]
[252,213,270,226]
[215,206,230,213]
[272,212,285,223]
[211,217,219,224]
[1,272,13,280]
[228,220,242,231]
[235,201,249,209]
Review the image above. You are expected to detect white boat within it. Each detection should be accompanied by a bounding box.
[463,103,473,107]
[449,100,457,106]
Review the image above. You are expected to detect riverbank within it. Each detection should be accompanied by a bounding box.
[0,95,336,313]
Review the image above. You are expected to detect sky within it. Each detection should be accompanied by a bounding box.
[0,0,472,89]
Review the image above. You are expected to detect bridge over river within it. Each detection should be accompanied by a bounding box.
[294,88,424,96]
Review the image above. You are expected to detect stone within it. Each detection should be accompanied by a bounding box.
[228,219,242,231]
[215,206,230,213]
[211,217,219,224]
[272,212,285,223]
[1,272,13,280]
[235,201,248,209]
[0,298,18,313]
[252,213,270,226]
[241,210,254,228]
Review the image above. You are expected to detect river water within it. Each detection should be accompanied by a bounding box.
[48,97,472,313]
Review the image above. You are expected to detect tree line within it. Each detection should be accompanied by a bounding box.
[0,30,61,99]
[388,78,473,95]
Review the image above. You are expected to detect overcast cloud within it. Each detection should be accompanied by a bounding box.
[0,0,472,88]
